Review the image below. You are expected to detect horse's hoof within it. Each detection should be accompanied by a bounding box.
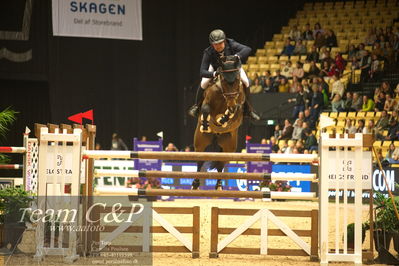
[200,126,211,133]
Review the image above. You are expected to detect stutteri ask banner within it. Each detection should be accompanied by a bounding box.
[52,0,142,40]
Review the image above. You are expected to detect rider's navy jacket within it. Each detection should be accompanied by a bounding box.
[200,38,252,79]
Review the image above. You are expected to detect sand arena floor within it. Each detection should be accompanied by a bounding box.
[4,199,397,266]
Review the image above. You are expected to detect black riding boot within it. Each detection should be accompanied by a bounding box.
[188,86,205,117]
[243,86,260,121]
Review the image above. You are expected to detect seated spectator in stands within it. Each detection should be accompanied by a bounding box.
[362,95,375,111]
[344,118,357,134]
[383,42,395,69]
[319,61,330,78]
[296,140,305,153]
[259,70,272,88]
[294,111,304,125]
[359,50,372,82]
[356,43,368,60]
[314,32,326,49]
[278,78,290,93]
[263,78,275,93]
[331,94,345,112]
[348,45,358,61]
[279,119,294,140]
[165,142,178,151]
[319,46,328,61]
[250,76,263,94]
[183,145,192,152]
[293,39,307,55]
[284,140,296,154]
[385,118,399,141]
[301,121,310,139]
[288,84,307,118]
[350,92,362,111]
[303,108,312,125]
[374,91,386,111]
[372,42,384,59]
[281,61,293,79]
[384,94,397,111]
[289,77,300,93]
[373,87,381,103]
[306,60,320,78]
[324,29,338,48]
[274,124,283,140]
[270,136,279,153]
[356,119,365,133]
[363,120,375,134]
[330,74,345,100]
[324,63,340,82]
[375,110,390,136]
[391,110,399,121]
[385,143,399,164]
[381,81,393,97]
[304,128,318,152]
[302,23,314,41]
[313,22,323,39]
[321,50,335,67]
[344,92,353,111]
[292,62,305,81]
[305,45,319,62]
[281,39,295,56]
[261,138,267,144]
[364,27,377,46]
[369,54,382,81]
[351,57,360,70]
[310,84,324,123]
[272,70,286,90]
[334,52,346,73]
[289,25,302,42]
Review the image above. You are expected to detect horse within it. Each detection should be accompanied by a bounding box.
[191,55,245,190]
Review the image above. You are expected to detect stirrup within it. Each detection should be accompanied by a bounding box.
[188,105,200,117]
[249,111,260,121]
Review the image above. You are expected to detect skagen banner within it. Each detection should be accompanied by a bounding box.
[52,0,142,40]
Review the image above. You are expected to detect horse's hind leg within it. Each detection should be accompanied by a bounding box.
[215,132,238,190]
[192,126,213,190]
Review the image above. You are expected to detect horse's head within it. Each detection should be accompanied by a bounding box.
[218,55,242,109]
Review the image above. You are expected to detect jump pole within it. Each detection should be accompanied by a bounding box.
[0,164,23,170]
[94,169,318,182]
[93,187,317,200]
[0,146,26,154]
[83,150,318,163]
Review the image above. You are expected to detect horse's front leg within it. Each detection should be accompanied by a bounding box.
[216,106,236,128]
[200,103,211,133]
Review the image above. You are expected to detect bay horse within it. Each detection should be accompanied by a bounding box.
[191,55,245,190]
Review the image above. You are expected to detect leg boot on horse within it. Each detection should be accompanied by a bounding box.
[243,85,261,121]
[188,86,205,118]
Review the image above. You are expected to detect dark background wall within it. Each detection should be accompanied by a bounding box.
[0,0,305,150]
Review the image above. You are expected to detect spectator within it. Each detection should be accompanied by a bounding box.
[259,70,272,88]
[350,92,363,111]
[279,119,294,140]
[294,111,305,126]
[270,136,279,153]
[165,142,178,151]
[372,42,384,59]
[111,133,128,150]
[351,56,360,70]
[356,119,365,133]
[319,46,329,61]
[272,69,286,90]
[281,61,294,79]
[313,22,323,38]
[384,94,396,111]
[321,50,335,67]
[303,108,313,126]
[344,92,353,111]
[250,76,263,94]
[348,44,358,61]
[359,50,372,82]
[375,110,390,136]
[95,143,102,150]
[384,42,395,69]
[330,74,345,100]
[374,91,386,111]
[184,145,192,152]
[325,29,338,48]
[364,27,377,46]
[306,60,320,78]
[362,95,375,111]
[369,54,382,81]
[326,62,340,80]
[304,129,318,152]
[274,124,283,139]
[261,138,267,144]
[334,52,346,73]
[344,118,357,134]
[289,25,302,41]
[288,84,307,118]
[289,77,300,93]
[310,84,323,122]
[331,94,345,112]
[314,32,326,49]
[281,39,295,56]
[385,118,399,141]
[319,61,330,78]
[278,78,290,93]
[292,62,305,81]
[263,78,275,93]
[385,143,399,164]
[284,140,296,154]
[381,81,393,96]
[305,45,319,62]
[302,23,314,40]
[363,120,375,134]
[301,121,310,139]
[293,39,307,55]
[296,140,305,153]
[356,43,368,60]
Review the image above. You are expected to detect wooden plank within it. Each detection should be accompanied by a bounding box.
[220,248,308,256]
[192,206,200,258]
[153,207,194,214]
[218,228,311,237]
[209,207,219,258]
[101,226,193,233]
[310,209,319,259]
[260,209,268,255]
[218,208,312,217]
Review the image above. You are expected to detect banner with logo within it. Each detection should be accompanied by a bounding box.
[246,143,272,190]
[52,0,142,40]
[133,138,162,171]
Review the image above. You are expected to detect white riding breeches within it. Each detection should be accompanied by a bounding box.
[200,65,249,89]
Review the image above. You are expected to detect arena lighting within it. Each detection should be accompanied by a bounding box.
[267,120,275,125]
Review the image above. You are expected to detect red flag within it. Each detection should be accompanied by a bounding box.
[68,113,83,124]
[82,109,94,122]
[245,135,252,141]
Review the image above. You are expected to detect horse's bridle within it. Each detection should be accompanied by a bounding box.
[219,64,240,101]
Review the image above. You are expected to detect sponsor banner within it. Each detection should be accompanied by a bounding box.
[133,138,162,171]
[52,0,142,40]
[246,143,272,191]
[272,164,311,193]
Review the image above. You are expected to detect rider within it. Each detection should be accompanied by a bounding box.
[188,29,260,121]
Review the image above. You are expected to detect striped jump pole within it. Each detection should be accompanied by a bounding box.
[93,187,317,200]
[84,150,318,163]
[0,164,23,170]
[0,146,26,154]
[94,169,318,182]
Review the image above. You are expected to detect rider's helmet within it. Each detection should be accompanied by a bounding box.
[209,29,226,44]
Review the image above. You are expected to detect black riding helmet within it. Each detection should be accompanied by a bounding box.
[209,29,226,44]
